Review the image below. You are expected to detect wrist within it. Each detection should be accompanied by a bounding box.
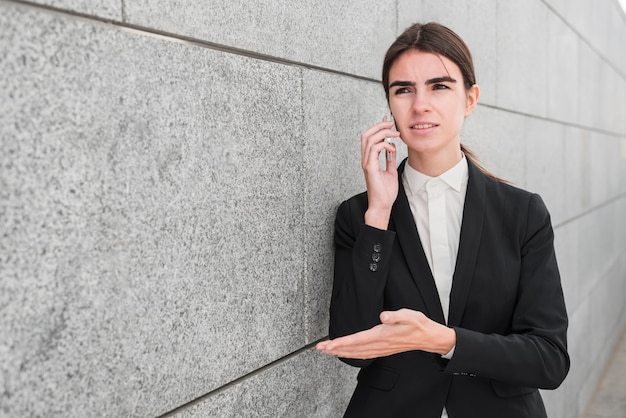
[436,327,457,355]
[364,208,391,230]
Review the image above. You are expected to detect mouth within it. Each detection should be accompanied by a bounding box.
[410,123,438,129]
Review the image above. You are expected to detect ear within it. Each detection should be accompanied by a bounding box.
[464,84,480,117]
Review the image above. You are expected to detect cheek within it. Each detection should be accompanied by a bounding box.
[444,99,469,122]
[389,102,406,123]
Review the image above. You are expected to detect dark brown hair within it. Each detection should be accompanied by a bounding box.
[383,22,504,182]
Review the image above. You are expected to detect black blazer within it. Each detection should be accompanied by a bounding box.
[329,158,569,418]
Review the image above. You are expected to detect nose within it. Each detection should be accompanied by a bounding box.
[411,92,431,113]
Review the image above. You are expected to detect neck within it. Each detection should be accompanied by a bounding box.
[407,148,463,177]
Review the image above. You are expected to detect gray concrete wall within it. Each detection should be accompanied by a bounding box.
[0,0,624,417]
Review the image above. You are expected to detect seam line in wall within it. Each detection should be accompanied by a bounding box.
[155,338,329,417]
[2,0,380,84]
[120,0,126,22]
[5,0,625,137]
[553,192,626,229]
[539,0,626,81]
[300,67,311,344]
[478,102,625,138]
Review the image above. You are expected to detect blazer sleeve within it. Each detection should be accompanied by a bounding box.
[328,198,396,368]
[446,194,570,389]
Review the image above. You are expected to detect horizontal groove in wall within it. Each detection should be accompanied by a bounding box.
[156,338,328,417]
[1,0,379,84]
[4,1,625,139]
[478,103,626,138]
[553,192,626,229]
[540,0,626,81]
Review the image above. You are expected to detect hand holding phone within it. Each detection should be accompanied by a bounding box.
[360,116,400,230]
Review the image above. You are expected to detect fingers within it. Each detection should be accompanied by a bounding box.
[316,330,387,359]
[385,142,398,169]
[360,117,395,150]
[360,117,400,167]
[316,340,330,351]
[316,335,359,355]
[316,324,411,359]
[364,141,397,172]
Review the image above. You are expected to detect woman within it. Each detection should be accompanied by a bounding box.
[316,22,569,418]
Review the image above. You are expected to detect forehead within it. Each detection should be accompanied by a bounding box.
[389,49,462,80]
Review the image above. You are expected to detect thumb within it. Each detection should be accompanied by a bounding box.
[381,308,420,324]
[380,310,399,324]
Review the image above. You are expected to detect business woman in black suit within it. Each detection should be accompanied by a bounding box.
[316,22,569,418]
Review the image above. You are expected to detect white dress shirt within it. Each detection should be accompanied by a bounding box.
[402,156,469,418]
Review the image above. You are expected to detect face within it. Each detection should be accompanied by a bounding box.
[387,49,479,166]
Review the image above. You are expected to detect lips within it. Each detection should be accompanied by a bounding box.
[411,123,438,129]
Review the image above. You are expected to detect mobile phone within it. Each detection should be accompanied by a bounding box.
[385,116,395,162]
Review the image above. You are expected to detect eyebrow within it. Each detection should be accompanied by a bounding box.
[388,76,457,89]
[426,76,457,84]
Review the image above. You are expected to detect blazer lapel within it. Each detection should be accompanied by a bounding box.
[447,159,487,327]
[390,160,446,324]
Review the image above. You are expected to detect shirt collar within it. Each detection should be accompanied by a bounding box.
[403,155,469,196]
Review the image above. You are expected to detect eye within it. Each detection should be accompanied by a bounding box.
[432,83,449,90]
[393,87,411,95]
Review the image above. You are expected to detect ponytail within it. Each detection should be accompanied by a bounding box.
[460,144,509,184]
